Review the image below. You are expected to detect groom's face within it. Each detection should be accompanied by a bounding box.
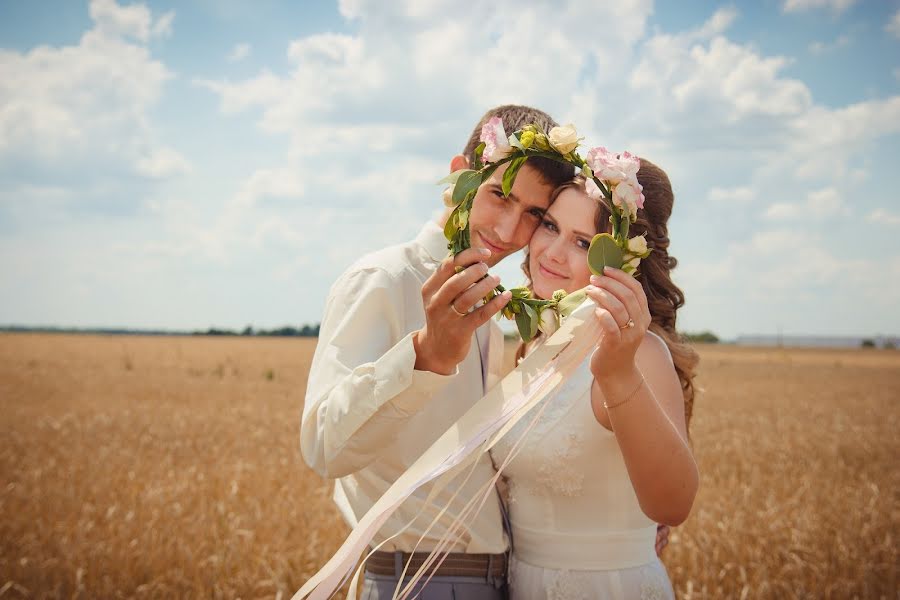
[467,163,556,267]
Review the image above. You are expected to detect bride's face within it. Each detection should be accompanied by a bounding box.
[528,187,598,299]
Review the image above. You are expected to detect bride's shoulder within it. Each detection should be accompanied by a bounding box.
[639,330,674,368]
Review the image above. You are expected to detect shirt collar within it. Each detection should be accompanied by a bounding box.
[417,220,451,263]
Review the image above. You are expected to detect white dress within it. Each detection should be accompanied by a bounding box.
[491,336,675,600]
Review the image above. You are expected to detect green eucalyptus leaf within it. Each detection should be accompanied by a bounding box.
[515,309,532,342]
[557,288,588,317]
[436,170,466,186]
[452,170,482,204]
[524,303,539,339]
[587,233,624,275]
[502,156,528,197]
[443,208,457,241]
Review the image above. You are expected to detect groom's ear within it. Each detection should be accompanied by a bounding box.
[449,154,469,173]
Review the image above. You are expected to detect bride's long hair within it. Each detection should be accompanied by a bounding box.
[517,159,700,430]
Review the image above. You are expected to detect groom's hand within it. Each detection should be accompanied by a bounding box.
[414,248,512,375]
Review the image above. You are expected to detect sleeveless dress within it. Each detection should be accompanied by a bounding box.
[491,334,676,600]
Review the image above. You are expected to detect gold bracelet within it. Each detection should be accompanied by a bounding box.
[603,375,645,410]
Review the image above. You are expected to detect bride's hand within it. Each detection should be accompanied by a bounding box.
[584,267,651,381]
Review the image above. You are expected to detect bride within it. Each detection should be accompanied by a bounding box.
[491,159,699,600]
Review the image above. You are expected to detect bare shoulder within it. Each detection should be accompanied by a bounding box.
[637,330,674,371]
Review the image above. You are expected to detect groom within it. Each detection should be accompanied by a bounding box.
[301,105,667,598]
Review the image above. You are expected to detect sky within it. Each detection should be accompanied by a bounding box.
[1,0,898,340]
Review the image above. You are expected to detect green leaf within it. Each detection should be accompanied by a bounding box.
[524,303,539,339]
[444,206,460,241]
[587,233,624,275]
[436,170,466,186]
[557,288,587,317]
[515,308,532,342]
[502,156,528,197]
[452,170,482,204]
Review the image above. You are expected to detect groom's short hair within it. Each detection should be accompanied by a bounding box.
[463,105,574,187]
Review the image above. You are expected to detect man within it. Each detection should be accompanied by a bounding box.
[301,105,573,598]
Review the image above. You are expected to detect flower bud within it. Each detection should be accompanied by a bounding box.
[537,307,560,336]
[551,289,567,303]
[442,185,456,207]
[548,124,579,154]
[581,164,593,179]
[519,130,535,149]
[627,235,648,255]
[534,133,550,150]
[521,124,538,134]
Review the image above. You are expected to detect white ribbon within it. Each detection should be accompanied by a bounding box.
[293,299,599,600]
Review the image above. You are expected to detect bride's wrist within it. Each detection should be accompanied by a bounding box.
[595,365,643,401]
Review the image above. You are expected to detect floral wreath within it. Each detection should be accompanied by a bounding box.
[438,118,651,342]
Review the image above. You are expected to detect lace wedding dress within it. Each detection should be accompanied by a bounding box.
[491,335,675,600]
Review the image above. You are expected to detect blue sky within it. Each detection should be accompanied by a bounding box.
[1,0,899,339]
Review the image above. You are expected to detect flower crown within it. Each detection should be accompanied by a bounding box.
[438,118,651,341]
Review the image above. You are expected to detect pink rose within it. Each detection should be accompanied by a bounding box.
[585,178,605,200]
[612,179,645,218]
[480,116,513,163]
[586,147,640,185]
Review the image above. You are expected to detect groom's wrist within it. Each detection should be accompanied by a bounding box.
[413,330,455,375]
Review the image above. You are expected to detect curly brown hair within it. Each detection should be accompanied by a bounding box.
[518,159,699,429]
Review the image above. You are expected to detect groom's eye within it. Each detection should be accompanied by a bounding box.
[528,208,544,220]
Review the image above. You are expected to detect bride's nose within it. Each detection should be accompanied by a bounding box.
[544,237,567,264]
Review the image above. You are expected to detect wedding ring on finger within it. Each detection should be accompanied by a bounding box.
[450,303,468,317]
[620,318,635,330]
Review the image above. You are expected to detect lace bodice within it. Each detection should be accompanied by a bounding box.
[491,339,675,599]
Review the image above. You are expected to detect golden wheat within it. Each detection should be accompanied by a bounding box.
[0,335,897,598]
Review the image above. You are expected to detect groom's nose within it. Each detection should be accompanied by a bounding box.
[493,211,518,244]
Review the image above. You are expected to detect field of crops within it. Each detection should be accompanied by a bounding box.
[1,334,897,598]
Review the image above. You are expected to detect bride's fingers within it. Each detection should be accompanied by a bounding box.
[585,285,629,328]
[591,272,647,326]
[594,307,622,342]
[602,267,649,311]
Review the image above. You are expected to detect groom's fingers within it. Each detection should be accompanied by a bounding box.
[452,273,501,314]
[423,248,490,298]
[433,262,491,309]
[467,290,512,329]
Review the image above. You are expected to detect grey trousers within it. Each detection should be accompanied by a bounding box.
[361,572,507,600]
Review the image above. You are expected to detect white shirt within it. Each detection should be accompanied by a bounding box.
[301,221,507,553]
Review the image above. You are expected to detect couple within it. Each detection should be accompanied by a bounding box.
[301,105,699,599]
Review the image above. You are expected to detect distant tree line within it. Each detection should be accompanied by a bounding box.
[0,324,321,337]
[202,324,321,337]
[682,331,720,343]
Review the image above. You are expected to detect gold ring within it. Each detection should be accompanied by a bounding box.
[450,303,467,317]
[620,318,635,330]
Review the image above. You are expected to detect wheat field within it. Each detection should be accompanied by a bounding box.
[1,334,897,599]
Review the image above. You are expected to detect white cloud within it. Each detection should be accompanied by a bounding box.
[782,0,857,14]
[89,0,172,42]
[764,187,845,220]
[0,0,186,208]
[867,209,900,226]
[808,34,850,54]
[709,186,754,203]
[886,10,900,38]
[228,42,251,62]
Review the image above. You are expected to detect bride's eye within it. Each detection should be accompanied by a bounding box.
[542,220,558,233]
[576,238,590,250]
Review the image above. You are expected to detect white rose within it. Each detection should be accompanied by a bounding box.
[548,124,579,154]
[627,235,648,255]
[626,256,641,270]
[537,307,560,336]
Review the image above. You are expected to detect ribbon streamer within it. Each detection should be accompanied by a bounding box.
[293,299,599,600]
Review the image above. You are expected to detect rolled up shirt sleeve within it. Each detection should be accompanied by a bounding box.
[301,265,458,479]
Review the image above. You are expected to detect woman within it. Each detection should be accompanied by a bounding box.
[492,160,699,599]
